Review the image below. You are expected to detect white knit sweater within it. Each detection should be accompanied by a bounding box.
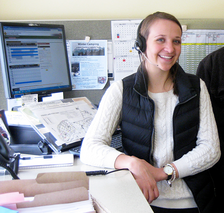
[80,79,220,209]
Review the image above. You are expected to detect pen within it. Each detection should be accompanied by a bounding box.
[20,155,53,160]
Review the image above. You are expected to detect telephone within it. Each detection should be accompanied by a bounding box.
[0,133,19,179]
[0,109,19,179]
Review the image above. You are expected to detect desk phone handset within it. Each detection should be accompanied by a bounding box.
[0,133,19,179]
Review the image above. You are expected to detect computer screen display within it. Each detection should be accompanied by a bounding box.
[0,22,72,101]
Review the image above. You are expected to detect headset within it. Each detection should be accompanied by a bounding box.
[134,20,159,67]
[134,20,146,53]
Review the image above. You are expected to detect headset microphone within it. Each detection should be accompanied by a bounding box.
[135,19,159,68]
[135,44,159,67]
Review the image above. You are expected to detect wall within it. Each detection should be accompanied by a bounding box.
[1,0,224,20]
[0,0,224,110]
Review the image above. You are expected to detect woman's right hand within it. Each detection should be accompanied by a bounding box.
[114,154,165,203]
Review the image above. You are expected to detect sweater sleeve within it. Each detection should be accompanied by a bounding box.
[174,79,221,178]
[80,80,123,168]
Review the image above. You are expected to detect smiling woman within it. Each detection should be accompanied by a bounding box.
[141,18,182,92]
[80,11,221,213]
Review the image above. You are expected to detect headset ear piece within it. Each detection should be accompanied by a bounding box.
[135,34,146,53]
[134,40,141,52]
[135,19,146,53]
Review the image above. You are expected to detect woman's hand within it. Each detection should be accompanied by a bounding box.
[129,157,159,203]
[114,154,167,203]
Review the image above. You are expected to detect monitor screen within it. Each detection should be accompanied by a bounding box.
[0,22,72,101]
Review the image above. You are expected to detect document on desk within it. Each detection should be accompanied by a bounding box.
[19,154,74,169]
[0,171,96,213]
[18,200,96,213]
[19,97,97,153]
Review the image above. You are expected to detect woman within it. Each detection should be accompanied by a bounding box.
[80,12,220,213]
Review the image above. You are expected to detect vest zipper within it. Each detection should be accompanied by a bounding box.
[173,93,201,213]
[177,93,197,106]
[146,93,155,165]
[134,87,155,164]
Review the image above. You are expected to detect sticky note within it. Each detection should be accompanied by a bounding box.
[0,192,25,205]
[0,206,18,213]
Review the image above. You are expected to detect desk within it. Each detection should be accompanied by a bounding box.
[0,157,153,213]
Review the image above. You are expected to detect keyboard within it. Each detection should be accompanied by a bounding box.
[69,131,122,156]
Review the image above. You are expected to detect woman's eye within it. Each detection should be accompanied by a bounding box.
[174,40,181,45]
[157,38,165,42]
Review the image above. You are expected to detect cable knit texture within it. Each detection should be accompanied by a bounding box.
[80,79,220,208]
[80,81,123,168]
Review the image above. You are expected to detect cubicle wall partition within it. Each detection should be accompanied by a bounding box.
[0,18,224,110]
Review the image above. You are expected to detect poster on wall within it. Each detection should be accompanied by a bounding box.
[67,40,108,90]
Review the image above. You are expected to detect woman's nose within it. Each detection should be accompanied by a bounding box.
[164,41,175,53]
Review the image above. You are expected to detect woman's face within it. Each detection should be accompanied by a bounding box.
[145,19,182,71]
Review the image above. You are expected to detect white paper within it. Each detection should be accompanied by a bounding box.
[18,197,95,213]
[19,153,74,169]
[20,97,97,149]
[68,40,108,90]
[179,29,224,74]
[111,20,141,81]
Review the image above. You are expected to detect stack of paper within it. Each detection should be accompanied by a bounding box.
[19,153,74,169]
[18,200,96,213]
[0,171,96,213]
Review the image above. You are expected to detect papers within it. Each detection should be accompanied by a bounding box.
[0,192,25,211]
[179,29,224,75]
[0,192,25,206]
[19,153,74,169]
[111,20,141,81]
[5,111,30,126]
[67,40,108,90]
[0,171,96,213]
[18,200,96,213]
[19,97,97,153]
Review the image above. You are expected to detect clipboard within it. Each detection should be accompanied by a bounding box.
[19,97,97,154]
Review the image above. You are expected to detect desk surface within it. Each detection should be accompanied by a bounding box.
[0,157,153,213]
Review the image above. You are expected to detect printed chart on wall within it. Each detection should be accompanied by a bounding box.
[179,30,224,74]
[67,40,108,90]
[111,20,224,80]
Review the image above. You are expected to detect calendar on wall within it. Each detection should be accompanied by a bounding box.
[111,20,224,80]
[111,20,141,81]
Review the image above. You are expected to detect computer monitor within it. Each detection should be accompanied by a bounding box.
[0,22,72,102]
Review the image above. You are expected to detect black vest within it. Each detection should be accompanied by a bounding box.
[121,64,216,213]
